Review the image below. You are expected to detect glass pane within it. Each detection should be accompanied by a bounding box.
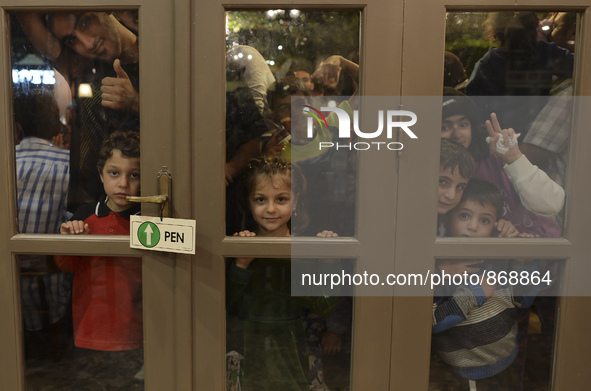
[226,257,353,391]
[225,10,360,236]
[12,10,140,233]
[430,258,563,391]
[439,11,577,236]
[19,254,144,389]
[12,10,144,390]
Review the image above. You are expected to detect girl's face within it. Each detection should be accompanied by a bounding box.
[441,114,472,149]
[249,174,292,237]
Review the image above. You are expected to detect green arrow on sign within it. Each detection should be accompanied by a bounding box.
[138,222,160,248]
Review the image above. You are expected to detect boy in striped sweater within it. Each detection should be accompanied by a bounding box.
[433,179,538,390]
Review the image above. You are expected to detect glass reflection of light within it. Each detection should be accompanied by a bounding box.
[12,69,56,85]
[78,83,93,98]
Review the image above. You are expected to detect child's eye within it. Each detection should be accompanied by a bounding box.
[131,173,140,179]
[109,170,119,176]
[459,213,469,220]
[438,178,447,185]
[457,184,466,191]
[255,197,265,203]
[480,218,491,224]
[460,121,470,128]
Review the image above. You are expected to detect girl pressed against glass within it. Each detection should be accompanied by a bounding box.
[226,156,337,391]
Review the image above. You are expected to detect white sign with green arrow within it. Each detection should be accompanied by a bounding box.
[130,216,196,254]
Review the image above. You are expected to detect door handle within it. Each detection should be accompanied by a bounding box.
[126,166,172,218]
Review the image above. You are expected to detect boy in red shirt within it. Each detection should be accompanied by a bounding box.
[56,130,142,387]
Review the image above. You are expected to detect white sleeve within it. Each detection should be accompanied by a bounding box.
[503,155,565,216]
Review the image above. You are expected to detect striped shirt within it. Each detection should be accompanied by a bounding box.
[16,137,71,331]
[16,137,70,235]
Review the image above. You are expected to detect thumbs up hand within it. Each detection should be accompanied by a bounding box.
[101,59,139,113]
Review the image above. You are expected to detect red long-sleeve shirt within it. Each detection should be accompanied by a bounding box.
[55,200,142,351]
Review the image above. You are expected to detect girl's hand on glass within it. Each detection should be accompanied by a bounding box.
[317,230,338,238]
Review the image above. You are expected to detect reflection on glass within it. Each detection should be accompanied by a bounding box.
[12,11,140,217]
[225,10,360,236]
[430,258,562,391]
[438,11,577,236]
[226,257,352,391]
[20,254,144,389]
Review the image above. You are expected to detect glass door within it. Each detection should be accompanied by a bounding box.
[191,0,405,390]
[399,1,591,390]
[0,1,192,390]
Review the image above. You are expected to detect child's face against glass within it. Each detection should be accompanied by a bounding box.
[99,149,141,212]
[438,165,469,215]
[249,174,292,237]
[441,114,472,149]
[449,200,497,238]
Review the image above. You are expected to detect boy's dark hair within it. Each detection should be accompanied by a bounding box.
[267,76,309,107]
[97,130,140,172]
[440,138,475,180]
[237,156,309,234]
[459,178,504,221]
[13,89,61,140]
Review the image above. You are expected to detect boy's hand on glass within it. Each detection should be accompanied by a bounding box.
[437,259,483,276]
[233,230,256,237]
[60,220,90,235]
[485,113,523,165]
[317,230,338,238]
[494,219,519,237]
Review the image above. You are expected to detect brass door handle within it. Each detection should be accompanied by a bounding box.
[125,166,172,218]
[126,195,168,204]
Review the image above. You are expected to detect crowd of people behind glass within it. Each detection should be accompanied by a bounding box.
[10,9,574,391]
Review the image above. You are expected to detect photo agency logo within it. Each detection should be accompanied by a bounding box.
[304,102,418,151]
